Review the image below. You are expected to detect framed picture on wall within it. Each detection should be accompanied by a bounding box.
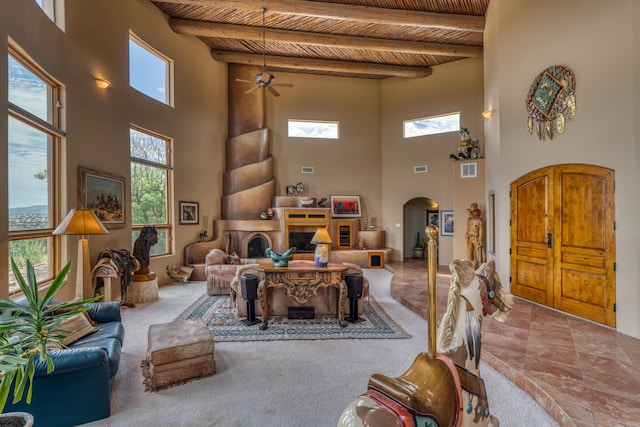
[330,195,361,218]
[78,167,125,228]
[427,211,439,228]
[179,201,199,225]
[440,210,454,236]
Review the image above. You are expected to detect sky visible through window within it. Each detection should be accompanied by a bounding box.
[404,112,460,138]
[8,55,50,212]
[288,120,339,139]
[129,38,168,104]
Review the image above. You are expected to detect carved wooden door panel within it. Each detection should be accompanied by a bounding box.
[511,164,616,327]
[552,165,616,326]
[510,167,554,306]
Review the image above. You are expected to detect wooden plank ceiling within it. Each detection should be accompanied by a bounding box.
[150,0,489,79]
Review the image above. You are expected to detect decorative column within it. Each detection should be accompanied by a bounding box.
[222,64,275,220]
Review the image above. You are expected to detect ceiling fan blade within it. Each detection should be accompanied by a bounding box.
[267,86,281,97]
[244,85,261,94]
[236,78,254,84]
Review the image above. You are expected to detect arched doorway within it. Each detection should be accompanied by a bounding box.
[403,197,438,260]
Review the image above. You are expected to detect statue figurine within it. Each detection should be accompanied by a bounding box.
[465,203,485,266]
[132,226,158,281]
[265,247,296,267]
[357,238,366,250]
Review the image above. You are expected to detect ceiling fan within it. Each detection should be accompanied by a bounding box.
[236,7,293,97]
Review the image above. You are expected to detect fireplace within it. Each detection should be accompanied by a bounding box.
[247,234,269,258]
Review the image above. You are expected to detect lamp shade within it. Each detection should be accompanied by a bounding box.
[310,228,332,244]
[53,209,109,236]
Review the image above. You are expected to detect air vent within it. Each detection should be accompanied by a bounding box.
[461,162,477,178]
[301,166,314,174]
[414,165,427,173]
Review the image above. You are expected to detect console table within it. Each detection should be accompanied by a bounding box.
[257,262,348,330]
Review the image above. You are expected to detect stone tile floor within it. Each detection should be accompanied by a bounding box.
[387,259,640,427]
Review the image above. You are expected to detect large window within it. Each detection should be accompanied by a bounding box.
[129,33,172,105]
[8,47,63,295]
[130,127,173,257]
[403,112,460,138]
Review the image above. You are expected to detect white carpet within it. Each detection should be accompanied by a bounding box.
[82,269,559,427]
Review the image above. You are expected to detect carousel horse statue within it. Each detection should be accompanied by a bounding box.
[338,226,513,427]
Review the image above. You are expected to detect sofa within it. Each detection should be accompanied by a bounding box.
[229,261,369,317]
[3,301,124,427]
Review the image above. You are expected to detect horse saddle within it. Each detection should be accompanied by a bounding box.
[367,352,462,427]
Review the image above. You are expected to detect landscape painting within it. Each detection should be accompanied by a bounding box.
[79,167,125,228]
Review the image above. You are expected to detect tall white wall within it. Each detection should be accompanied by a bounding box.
[484,0,640,338]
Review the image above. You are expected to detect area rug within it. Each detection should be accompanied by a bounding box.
[176,294,411,342]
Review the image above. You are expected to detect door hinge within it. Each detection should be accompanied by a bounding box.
[614,221,616,231]
[509,247,512,254]
[547,233,552,248]
[509,219,512,226]
[614,303,616,312]
[509,276,512,283]
[509,190,512,198]
[613,262,616,271]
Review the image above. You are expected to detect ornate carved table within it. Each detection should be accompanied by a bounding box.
[257,262,348,330]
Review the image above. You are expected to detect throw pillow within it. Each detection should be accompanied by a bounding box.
[54,313,98,346]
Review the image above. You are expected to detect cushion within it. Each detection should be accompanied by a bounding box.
[55,313,98,346]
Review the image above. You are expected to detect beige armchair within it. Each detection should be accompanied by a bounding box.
[205,248,246,295]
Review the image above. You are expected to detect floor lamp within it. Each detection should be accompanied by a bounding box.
[53,209,108,299]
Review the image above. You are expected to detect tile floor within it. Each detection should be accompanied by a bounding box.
[386,259,640,427]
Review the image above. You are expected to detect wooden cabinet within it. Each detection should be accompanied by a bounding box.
[336,221,353,249]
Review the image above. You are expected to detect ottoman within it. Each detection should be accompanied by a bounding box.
[145,320,214,390]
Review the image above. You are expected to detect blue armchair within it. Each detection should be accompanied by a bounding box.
[3,301,124,427]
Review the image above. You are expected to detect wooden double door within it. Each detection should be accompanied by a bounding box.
[510,164,616,326]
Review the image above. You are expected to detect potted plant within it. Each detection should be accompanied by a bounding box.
[413,232,424,259]
[0,258,100,424]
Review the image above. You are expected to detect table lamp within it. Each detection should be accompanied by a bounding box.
[53,209,108,299]
[311,228,332,267]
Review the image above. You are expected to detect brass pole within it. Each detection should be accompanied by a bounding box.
[425,225,439,358]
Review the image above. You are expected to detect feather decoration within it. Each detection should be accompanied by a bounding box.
[464,297,476,363]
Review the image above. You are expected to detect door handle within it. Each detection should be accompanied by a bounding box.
[547,233,552,248]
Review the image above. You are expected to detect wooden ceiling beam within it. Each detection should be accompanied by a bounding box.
[155,0,485,32]
[210,50,433,78]
[170,18,482,58]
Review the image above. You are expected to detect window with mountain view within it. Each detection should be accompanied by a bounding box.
[130,127,173,257]
[8,47,63,295]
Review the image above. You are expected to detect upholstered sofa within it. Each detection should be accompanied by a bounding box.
[229,261,369,317]
[3,301,124,427]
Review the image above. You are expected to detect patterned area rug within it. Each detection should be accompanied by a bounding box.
[176,294,410,342]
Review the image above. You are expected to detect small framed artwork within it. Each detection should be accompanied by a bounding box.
[427,211,439,228]
[179,201,199,225]
[330,195,362,218]
[440,210,454,236]
[79,167,125,228]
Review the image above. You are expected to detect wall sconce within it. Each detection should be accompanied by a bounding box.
[95,78,111,89]
[482,110,493,119]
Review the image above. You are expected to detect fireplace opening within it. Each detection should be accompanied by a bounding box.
[247,235,269,258]
[289,231,316,253]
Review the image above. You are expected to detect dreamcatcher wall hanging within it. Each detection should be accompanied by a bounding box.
[525,65,576,140]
